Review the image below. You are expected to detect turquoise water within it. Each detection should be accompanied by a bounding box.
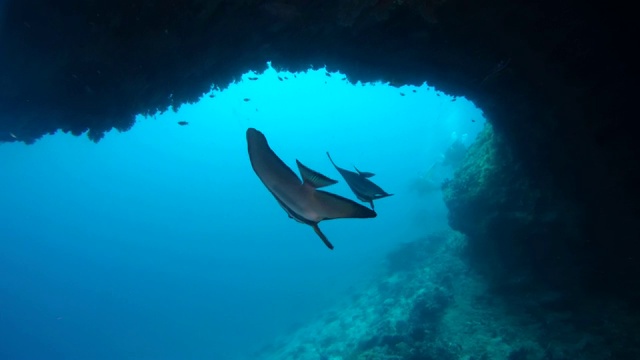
[0,64,484,359]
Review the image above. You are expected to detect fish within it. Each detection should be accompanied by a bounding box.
[243,98,251,102]
[248,77,258,81]
[278,76,283,81]
[326,152,392,210]
[177,121,188,126]
[247,128,376,249]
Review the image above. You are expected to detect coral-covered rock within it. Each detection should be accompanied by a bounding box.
[443,124,585,292]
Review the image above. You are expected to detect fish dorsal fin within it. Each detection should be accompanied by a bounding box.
[296,160,338,188]
[354,166,375,178]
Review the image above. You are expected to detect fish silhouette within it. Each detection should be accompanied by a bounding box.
[247,128,376,249]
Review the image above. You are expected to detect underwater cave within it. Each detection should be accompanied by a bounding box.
[1,1,638,359]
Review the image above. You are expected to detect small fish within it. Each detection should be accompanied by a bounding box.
[451,97,457,102]
[209,94,215,98]
[412,89,417,93]
[244,98,251,102]
[294,74,297,78]
[436,93,440,97]
[471,119,476,122]
[10,132,17,139]
[325,72,331,77]
[177,121,189,126]
[284,76,289,80]
[248,77,258,81]
[278,76,283,81]
[400,93,405,96]
[341,77,347,81]
[326,152,392,210]
[247,129,376,249]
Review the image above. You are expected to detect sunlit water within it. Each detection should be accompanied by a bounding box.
[0,64,485,359]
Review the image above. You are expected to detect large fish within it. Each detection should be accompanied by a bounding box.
[246,128,376,249]
[326,152,392,210]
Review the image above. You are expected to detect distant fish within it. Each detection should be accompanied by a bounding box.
[244,98,251,102]
[412,89,417,93]
[326,152,392,210]
[278,76,283,81]
[209,94,215,98]
[400,93,405,96]
[284,76,289,80]
[247,129,376,249]
[325,72,331,77]
[177,121,189,126]
[248,77,258,81]
[341,77,347,81]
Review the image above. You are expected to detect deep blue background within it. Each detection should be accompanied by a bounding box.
[0,65,484,359]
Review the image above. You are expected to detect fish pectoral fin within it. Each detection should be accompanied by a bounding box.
[296,160,338,188]
[312,224,334,250]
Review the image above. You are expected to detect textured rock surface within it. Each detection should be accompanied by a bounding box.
[259,233,640,360]
[1,0,637,302]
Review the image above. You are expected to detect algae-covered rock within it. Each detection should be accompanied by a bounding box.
[442,122,589,295]
[443,123,537,240]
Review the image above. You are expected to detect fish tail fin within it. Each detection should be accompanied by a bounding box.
[312,224,334,250]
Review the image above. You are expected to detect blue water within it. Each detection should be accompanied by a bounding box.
[0,64,484,359]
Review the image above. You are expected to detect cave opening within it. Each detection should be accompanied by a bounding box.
[0,62,488,359]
